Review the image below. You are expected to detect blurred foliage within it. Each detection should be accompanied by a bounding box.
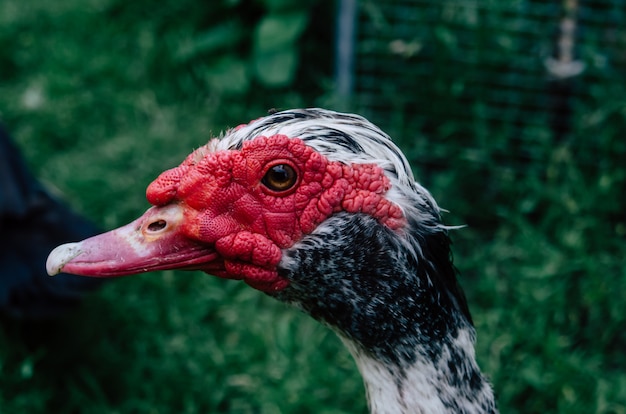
[1,0,625,413]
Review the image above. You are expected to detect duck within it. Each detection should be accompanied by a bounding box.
[47,108,498,413]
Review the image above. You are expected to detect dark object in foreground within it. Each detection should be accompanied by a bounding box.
[0,125,102,319]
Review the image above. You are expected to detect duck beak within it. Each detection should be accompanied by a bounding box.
[46,204,220,278]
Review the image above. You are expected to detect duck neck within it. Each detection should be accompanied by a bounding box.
[340,326,497,414]
[275,213,497,413]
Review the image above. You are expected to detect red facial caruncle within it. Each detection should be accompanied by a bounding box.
[145,134,405,291]
[46,133,406,293]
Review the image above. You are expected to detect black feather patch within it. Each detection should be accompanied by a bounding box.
[274,213,471,366]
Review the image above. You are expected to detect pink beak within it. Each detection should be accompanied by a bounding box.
[46,204,220,278]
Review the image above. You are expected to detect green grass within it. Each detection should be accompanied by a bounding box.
[1,1,625,413]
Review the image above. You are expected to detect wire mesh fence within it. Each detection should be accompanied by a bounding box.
[353,0,625,163]
[350,0,626,227]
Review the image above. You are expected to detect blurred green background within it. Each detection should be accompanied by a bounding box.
[1,0,625,413]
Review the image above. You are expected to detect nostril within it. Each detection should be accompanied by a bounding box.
[146,220,167,232]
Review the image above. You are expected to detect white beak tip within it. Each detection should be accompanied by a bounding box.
[46,242,83,276]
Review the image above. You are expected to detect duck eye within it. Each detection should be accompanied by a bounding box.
[261,163,298,192]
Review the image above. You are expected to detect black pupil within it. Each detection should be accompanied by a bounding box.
[271,165,289,182]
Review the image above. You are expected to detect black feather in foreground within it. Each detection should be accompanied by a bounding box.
[0,125,102,319]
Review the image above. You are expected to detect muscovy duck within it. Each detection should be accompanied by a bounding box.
[47,108,497,413]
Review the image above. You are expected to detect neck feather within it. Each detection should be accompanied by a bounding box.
[275,213,497,413]
[341,327,497,414]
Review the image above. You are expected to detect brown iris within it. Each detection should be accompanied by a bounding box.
[261,163,298,192]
